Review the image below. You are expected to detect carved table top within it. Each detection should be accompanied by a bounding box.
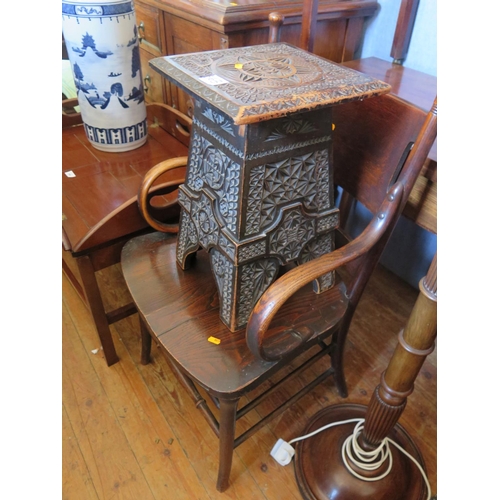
[150,43,391,125]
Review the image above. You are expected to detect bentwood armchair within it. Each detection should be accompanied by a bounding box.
[120,92,437,490]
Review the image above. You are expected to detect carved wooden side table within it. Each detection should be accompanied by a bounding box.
[150,43,390,331]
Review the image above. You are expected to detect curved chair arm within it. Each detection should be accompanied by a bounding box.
[246,181,405,362]
[138,156,188,233]
[146,102,192,146]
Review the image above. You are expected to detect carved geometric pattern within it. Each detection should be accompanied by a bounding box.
[245,149,331,235]
[151,43,391,125]
[186,132,205,191]
[202,107,235,136]
[210,248,234,325]
[317,211,340,233]
[317,272,334,292]
[159,43,384,329]
[312,149,331,210]
[238,240,267,263]
[246,165,266,235]
[268,207,316,262]
[246,136,330,161]
[176,209,199,266]
[265,117,317,141]
[192,118,244,158]
[217,164,240,236]
[214,53,322,90]
[186,131,241,234]
[300,233,333,261]
[299,233,335,292]
[219,233,236,260]
[177,189,191,212]
[237,259,279,328]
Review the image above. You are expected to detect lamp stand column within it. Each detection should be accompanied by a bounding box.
[295,255,437,500]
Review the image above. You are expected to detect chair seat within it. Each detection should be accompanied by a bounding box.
[121,231,349,397]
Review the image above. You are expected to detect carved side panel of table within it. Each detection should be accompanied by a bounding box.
[151,43,390,331]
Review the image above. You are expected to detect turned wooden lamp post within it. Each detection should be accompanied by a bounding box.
[294,254,437,499]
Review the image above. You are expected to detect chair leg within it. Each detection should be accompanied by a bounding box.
[331,323,349,398]
[216,398,239,492]
[140,319,152,365]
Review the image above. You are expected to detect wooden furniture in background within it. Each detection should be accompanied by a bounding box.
[62,97,82,129]
[267,0,436,237]
[391,0,420,63]
[135,0,379,116]
[342,57,437,235]
[120,74,435,491]
[62,103,191,366]
[344,0,436,236]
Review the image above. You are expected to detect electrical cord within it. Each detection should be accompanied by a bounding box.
[271,417,431,500]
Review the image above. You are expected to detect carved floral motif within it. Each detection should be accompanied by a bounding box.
[187,131,241,234]
[202,108,235,136]
[268,207,316,262]
[151,43,391,124]
[265,117,317,141]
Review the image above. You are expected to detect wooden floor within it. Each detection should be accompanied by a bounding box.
[62,258,437,499]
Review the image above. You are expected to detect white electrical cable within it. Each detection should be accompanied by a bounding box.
[288,418,363,445]
[274,417,431,500]
[342,420,393,480]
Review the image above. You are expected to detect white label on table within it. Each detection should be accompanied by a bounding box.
[65,170,76,178]
[200,75,229,86]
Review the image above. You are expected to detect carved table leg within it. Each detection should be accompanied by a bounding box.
[295,254,437,499]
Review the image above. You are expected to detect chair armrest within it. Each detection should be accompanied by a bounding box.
[138,156,188,233]
[246,181,405,361]
[146,102,192,146]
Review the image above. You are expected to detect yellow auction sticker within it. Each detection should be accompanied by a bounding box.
[208,336,221,345]
[235,63,243,69]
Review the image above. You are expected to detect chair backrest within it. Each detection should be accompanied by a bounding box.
[269,0,420,64]
[336,95,436,323]
[391,0,420,63]
[268,0,318,51]
[246,96,437,363]
[332,93,427,216]
[267,0,430,220]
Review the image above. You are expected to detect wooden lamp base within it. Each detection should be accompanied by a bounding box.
[294,404,427,500]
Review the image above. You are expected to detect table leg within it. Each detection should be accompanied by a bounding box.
[76,255,119,366]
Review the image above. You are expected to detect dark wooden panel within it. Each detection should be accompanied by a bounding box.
[332,94,426,215]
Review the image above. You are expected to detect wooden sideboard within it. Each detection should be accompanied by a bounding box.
[136,0,378,116]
